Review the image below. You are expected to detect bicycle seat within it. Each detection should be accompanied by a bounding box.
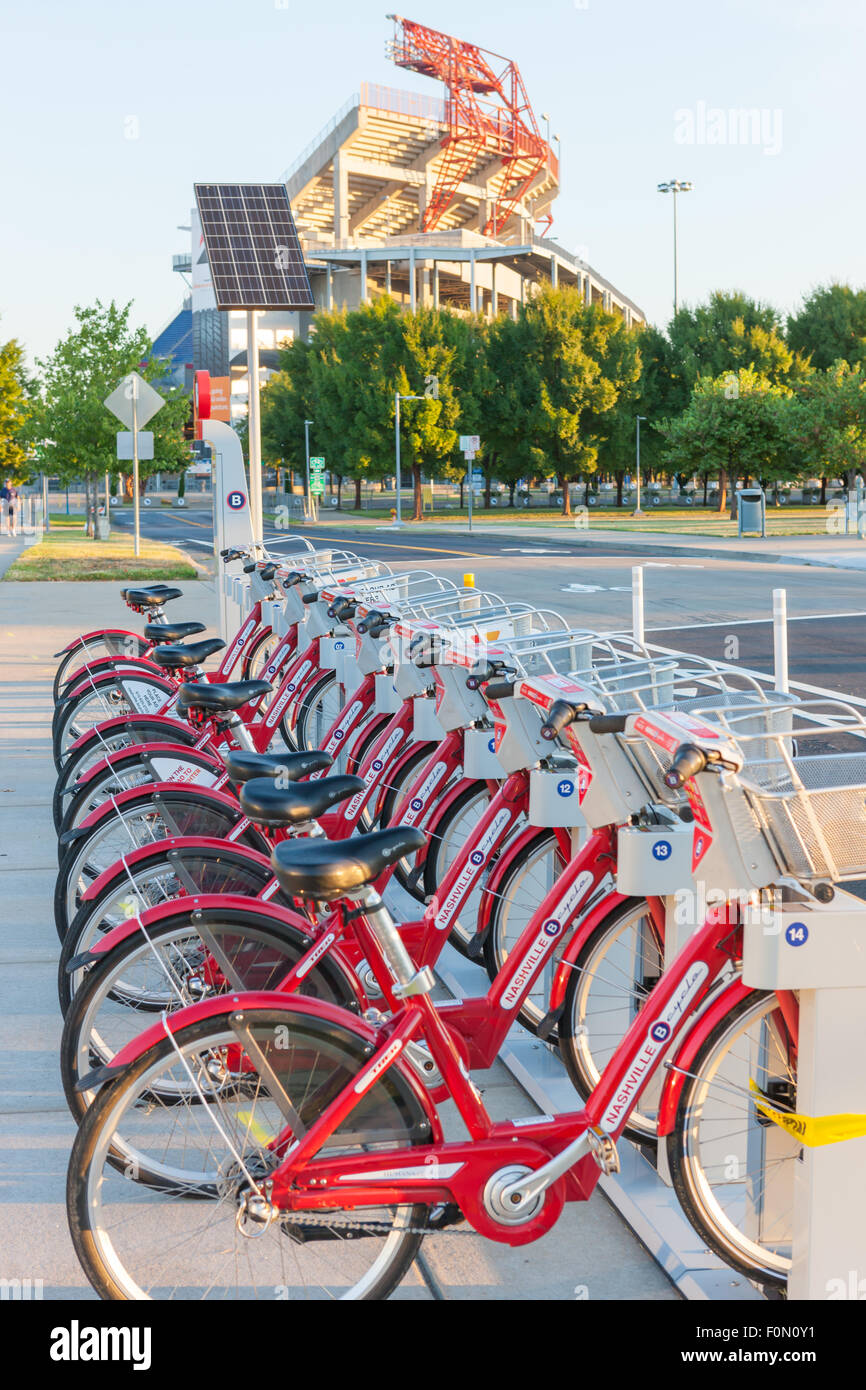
[241,774,366,827]
[176,680,272,714]
[271,826,426,899]
[121,584,173,600]
[126,587,183,607]
[144,621,207,644]
[151,639,226,670]
[221,749,333,784]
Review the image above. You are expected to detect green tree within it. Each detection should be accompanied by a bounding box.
[30,300,188,532]
[660,368,792,515]
[389,306,460,521]
[670,291,807,388]
[0,328,32,478]
[788,361,866,488]
[787,284,866,371]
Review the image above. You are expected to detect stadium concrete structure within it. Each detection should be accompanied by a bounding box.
[172,20,645,424]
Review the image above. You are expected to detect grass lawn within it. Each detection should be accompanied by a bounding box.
[4,520,198,581]
[269,504,837,537]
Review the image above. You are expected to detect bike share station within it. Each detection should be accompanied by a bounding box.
[197,370,866,1301]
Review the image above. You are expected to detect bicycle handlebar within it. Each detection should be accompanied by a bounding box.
[663,743,711,789]
[587,713,630,735]
[540,699,588,740]
[485,679,515,701]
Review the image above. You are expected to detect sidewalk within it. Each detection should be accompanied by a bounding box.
[0,577,679,1301]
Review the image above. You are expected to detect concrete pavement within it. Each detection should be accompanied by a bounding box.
[0,575,678,1301]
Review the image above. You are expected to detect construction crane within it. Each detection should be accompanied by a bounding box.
[386,15,553,236]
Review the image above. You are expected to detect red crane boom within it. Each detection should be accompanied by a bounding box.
[387,15,551,236]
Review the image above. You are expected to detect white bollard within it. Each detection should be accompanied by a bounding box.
[632,566,645,646]
[773,588,789,693]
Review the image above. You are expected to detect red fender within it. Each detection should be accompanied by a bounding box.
[78,895,366,1013]
[656,976,755,1136]
[55,628,145,657]
[59,654,167,693]
[64,714,200,760]
[78,834,275,904]
[89,992,445,1142]
[62,668,175,707]
[66,781,247,840]
[67,742,226,797]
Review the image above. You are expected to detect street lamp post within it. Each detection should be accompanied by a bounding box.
[394,392,424,526]
[304,419,314,523]
[541,112,552,168]
[634,415,647,517]
[657,179,693,316]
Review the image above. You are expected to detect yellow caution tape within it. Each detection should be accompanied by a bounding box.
[235,1109,274,1147]
[749,1080,866,1147]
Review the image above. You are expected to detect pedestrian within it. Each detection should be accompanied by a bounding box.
[0,479,17,537]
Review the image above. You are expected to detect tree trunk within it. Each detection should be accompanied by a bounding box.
[729,454,738,520]
[616,473,624,507]
[508,481,516,507]
[412,463,423,522]
[354,478,362,509]
[717,469,727,514]
[702,474,708,505]
[484,474,492,508]
[558,473,571,517]
[820,476,827,504]
[459,477,465,508]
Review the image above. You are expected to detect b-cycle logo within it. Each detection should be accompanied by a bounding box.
[344,730,404,819]
[599,961,708,1130]
[434,809,512,931]
[499,871,594,1011]
[265,661,312,727]
[227,489,247,511]
[353,1037,404,1094]
[402,761,447,827]
[324,700,363,755]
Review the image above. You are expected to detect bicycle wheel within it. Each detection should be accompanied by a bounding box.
[54,676,174,768]
[61,910,357,1119]
[423,782,503,955]
[58,844,288,1012]
[67,1009,429,1299]
[59,750,223,839]
[482,829,569,1028]
[54,633,149,703]
[55,792,267,939]
[375,742,441,901]
[293,671,342,752]
[667,989,796,1287]
[53,721,200,831]
[558,897,663,1144]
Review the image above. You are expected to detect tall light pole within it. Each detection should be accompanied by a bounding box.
[304,419,314,523]
[394,392,424,526]
[657,180,693,317]
[634,415,647,517]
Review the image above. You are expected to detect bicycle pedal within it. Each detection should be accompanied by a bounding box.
[586,1126,620,1176]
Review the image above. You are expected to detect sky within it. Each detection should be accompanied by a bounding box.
[2,0,865,367]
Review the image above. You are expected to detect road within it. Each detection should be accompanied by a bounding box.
[112,506,866,698]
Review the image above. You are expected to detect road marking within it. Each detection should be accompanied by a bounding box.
[502,548,561,555]
[648,610,866,633]
[264,531,479,557]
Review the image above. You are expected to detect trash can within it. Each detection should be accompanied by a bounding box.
[736,487,766,538]
[96,515,111,540]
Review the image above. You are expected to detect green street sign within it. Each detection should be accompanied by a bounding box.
[310,477,325,495]
[310,456,325,471]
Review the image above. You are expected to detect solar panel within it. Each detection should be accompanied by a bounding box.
[194,183,315,312]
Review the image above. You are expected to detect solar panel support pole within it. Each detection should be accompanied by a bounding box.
[132,389,140,558]
[246,310,264,549]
